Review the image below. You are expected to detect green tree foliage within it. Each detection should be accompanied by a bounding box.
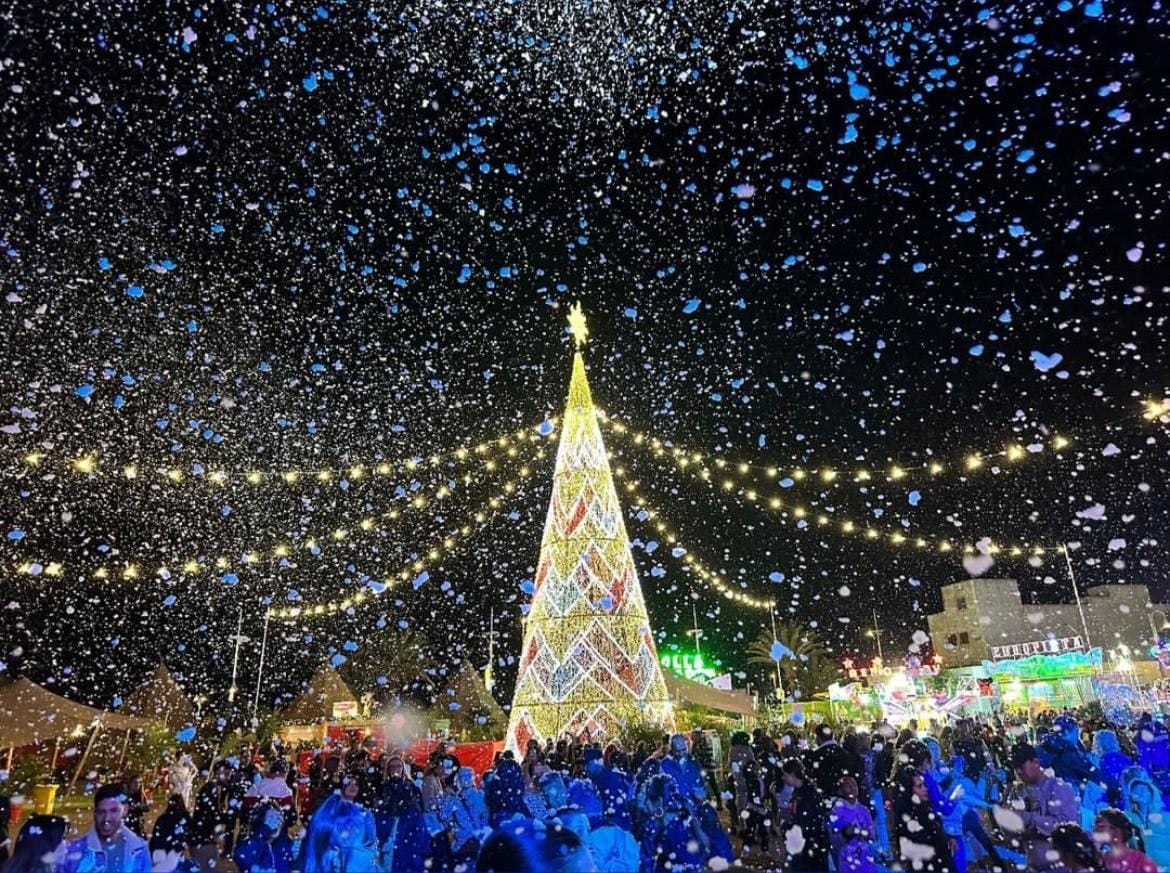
[746,623,840,702]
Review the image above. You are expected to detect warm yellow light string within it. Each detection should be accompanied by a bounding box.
[599,412,1073,486]
[611,466,775,610]
[6,430,554,582]
[613,440,1054,559]
[16,419,557,489]
[1144,398,1169,422]
[267,468,534,621]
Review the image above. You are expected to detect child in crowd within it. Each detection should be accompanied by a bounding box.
[1095,808,1160,873]
[829,775,876,873]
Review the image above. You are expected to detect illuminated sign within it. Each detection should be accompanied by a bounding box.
[842,655,940,682]
[660,652,718,683]
[990,636,1085,660]
[981,648,1101,680]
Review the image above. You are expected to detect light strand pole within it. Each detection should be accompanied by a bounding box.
[228,605,244,707]
[251,607,271,726]
[770,606,785,704]
[484,607,496,694]
[872,607,885,662]
[691,603,704,660]
[1062,544,1092,650]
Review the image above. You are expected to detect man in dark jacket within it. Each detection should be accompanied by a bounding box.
[190,761,239,872]
[804,724,862,799]
[121,773,151,837]
[782,758,829,871]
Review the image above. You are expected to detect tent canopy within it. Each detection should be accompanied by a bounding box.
[0,678,151,748]
[123,663,196,728]
[663,673,756,718]
[282,666,357,723]
[431,660,506,732]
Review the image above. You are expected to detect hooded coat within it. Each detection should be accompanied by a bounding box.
[1093,729,1134,804]
[1123,767,1170,870]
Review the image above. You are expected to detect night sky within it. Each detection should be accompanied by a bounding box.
[0,0,1167,716]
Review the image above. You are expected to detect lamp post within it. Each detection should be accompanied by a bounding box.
[688,603,704,660]
[227,606,249,709]
[1147,609,1170,646]
[251,607,271,725]
[484,607,497,693]
[770,606,785,704]
[1062,544,1093,651]
[867,608,885,662]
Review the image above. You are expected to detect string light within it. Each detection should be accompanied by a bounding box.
[600,413,1072,486]
[6,434,552,583]
[610,470,775,610]
[15,420,556,490]
[267,471,532,621]
[611,443,1053,560]
[1144,398,1169,421]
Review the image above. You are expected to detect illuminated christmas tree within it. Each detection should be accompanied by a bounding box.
[505,304,674,753]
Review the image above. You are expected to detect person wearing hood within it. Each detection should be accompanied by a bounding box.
[1038,715,1100,787]
[233,801,296,873]
[442,765,488,862]
[1092,729,1134,806]
[537,771,594,855]
[1121,766,1170,869]
[1134,715,1170,778]
[829,775,877,873]
[168,754,196,812]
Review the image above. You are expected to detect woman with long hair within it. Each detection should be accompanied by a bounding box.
[301,778,380,873]
[893,765,954,873]
[1095,808,1159,873]
[4,815,68,873]
[376,755,429,873]
[150,793,193,872]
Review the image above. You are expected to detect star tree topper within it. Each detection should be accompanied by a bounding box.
[567,301,589,348]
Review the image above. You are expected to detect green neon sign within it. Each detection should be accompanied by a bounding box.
[660,651,717,682]
[982,648,1102,680]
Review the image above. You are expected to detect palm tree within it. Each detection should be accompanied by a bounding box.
[746,622,838,700]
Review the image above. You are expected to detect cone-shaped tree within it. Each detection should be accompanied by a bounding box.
[505,305,674,753]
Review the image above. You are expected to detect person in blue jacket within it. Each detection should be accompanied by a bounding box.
[1037,715,1099,787]
[588,747,634,831]
[233,802,296,873]
[1092,728,1134,805]
[1135,713,1170,779]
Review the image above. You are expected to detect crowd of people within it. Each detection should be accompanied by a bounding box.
[2,709,1170,871]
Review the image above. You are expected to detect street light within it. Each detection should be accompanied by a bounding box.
[867,609,885,662]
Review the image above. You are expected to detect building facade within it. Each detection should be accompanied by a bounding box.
[928,578,1157,668]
